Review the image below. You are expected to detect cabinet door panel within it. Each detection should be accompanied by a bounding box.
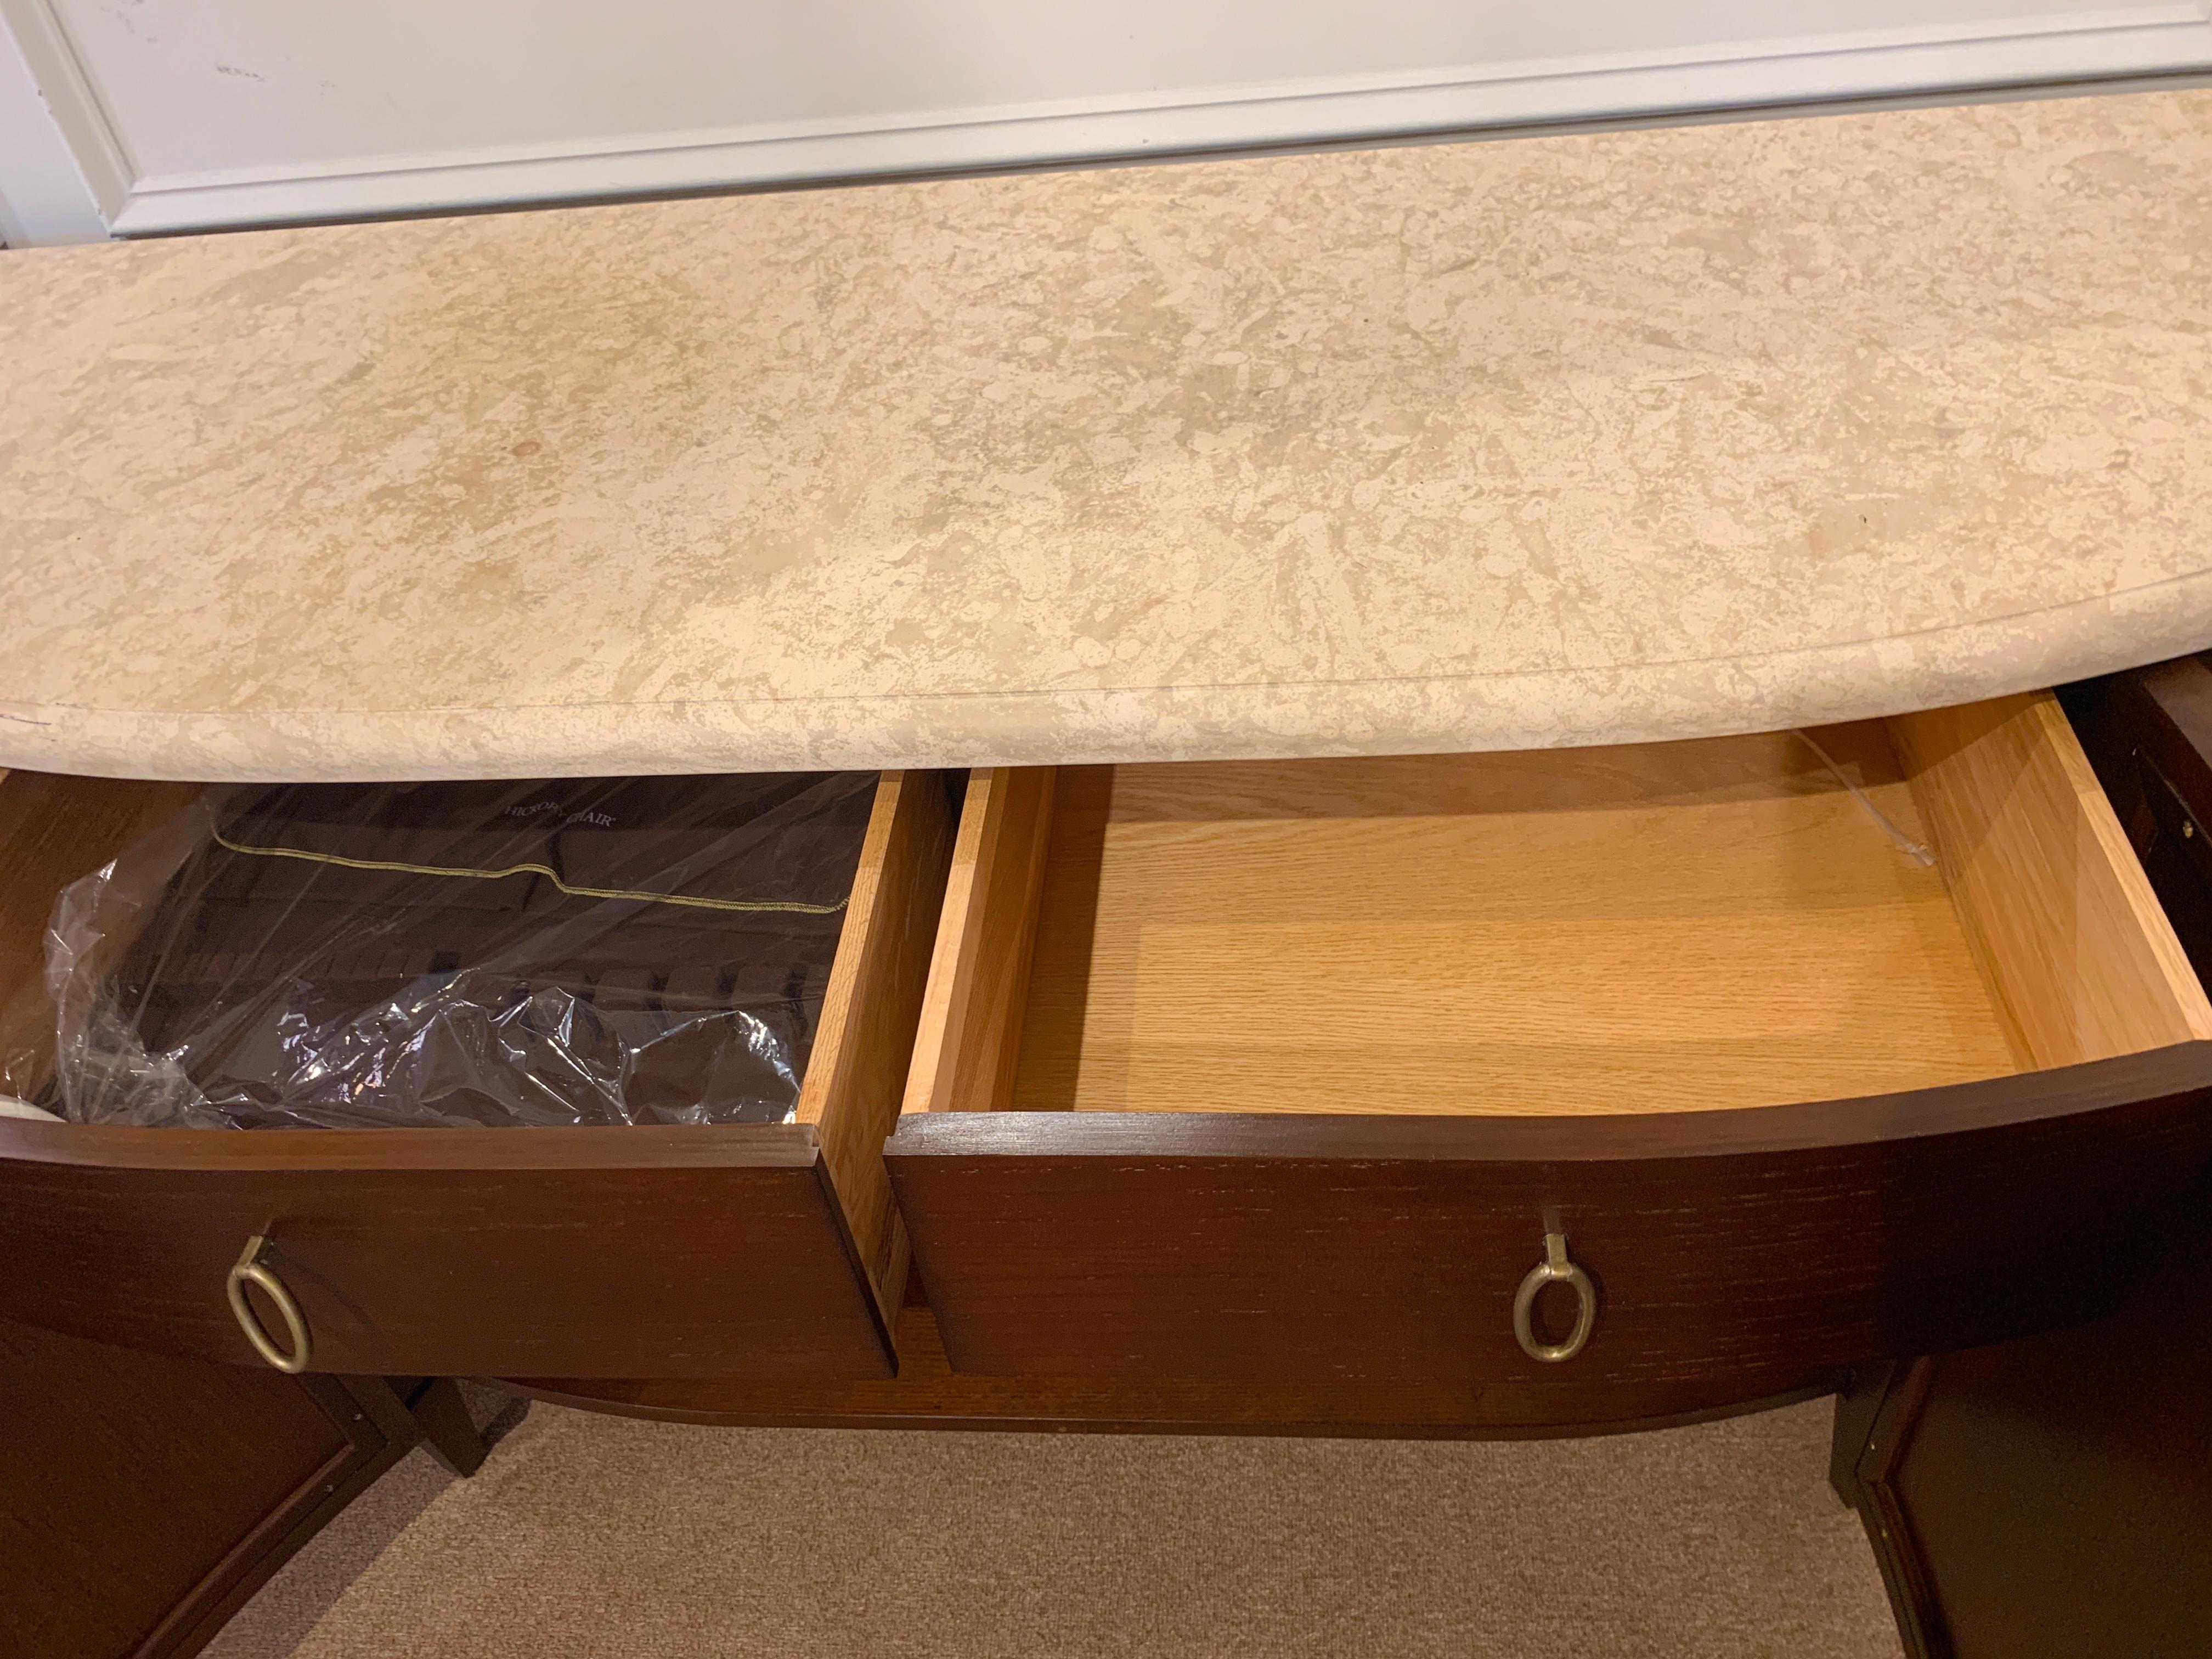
[0,1319,397,1659]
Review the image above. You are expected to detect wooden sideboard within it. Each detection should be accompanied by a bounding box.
[5,674,2212,1658]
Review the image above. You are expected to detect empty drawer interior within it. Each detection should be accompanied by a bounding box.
[905,693,2212,1122]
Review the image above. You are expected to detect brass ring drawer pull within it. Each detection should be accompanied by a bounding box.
[1513,1230,1598,1363]
[225,1234,312,1373]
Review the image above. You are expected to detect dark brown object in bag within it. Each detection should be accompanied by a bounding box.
[65,772,877,1128]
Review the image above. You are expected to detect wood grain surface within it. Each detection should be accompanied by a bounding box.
[1011,729,2017,1118]
[0,768,955,1380]
[898,704,2212,1393]
[0,1118,896,1378]
[0,1319,405,1659]
[1891,691,2212,1068]
[0,769,206,1098]
[903,766,1056,1116]
[890,1046,2212,1391]
[1830,663,2212,1659]
[795,768,958,1320]
[1836,1200,2212,1659]
[509,1293,1837,1439]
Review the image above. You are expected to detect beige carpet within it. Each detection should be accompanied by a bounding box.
[220,1397,1904,1659]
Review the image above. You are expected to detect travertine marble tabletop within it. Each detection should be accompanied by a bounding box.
[4,89,2211,781]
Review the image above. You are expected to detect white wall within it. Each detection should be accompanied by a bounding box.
[4,0,2211,242]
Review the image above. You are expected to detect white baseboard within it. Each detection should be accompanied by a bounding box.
[12,1,2212,239]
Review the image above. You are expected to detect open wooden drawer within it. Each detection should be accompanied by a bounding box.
[886,695,2212,1420]
[0,769,956,1379]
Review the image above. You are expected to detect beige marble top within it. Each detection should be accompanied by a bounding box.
[5,89,2212,782]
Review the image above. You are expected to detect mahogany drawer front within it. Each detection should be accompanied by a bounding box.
[889,1055,2212,1395]
[0,768,957,1380]
[0,1124,885,1378]
[888,695,2212,1403]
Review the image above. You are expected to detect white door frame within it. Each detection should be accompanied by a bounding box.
[0,5,104,244]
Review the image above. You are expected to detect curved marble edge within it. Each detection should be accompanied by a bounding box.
[8,91,2212,785]
[5,574,2206,783]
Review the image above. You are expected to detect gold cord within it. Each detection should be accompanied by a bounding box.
[207,827,848,916]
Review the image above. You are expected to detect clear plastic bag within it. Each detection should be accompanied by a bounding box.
[37,773,875,1130]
